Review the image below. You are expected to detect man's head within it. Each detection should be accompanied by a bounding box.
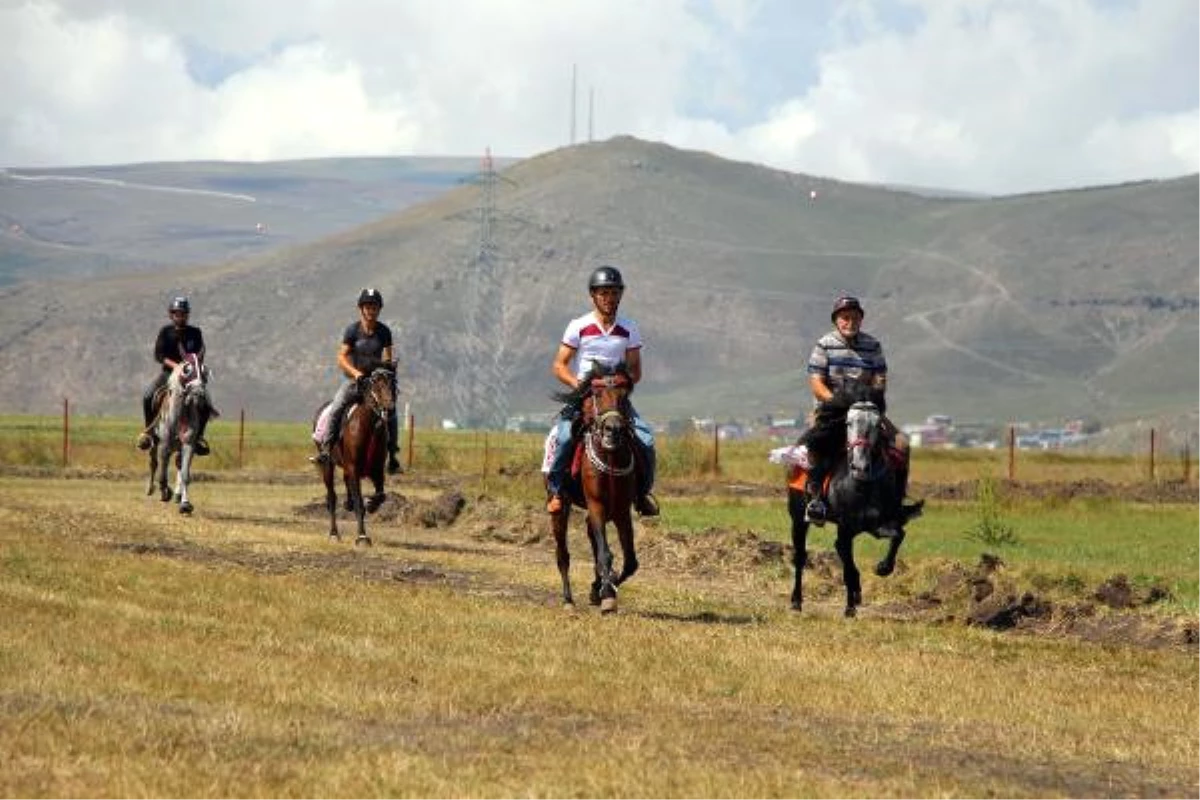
[831,295,864,338]
[169,296,190,327]
[588,265,624,316]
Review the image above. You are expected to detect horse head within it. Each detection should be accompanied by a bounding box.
[846,400,882,481]
[358,365,395,422]
[585,367,632,453]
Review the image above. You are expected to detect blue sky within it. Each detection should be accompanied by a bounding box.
[1,0,1195,194]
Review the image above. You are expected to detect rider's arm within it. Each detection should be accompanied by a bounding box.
[624,348,643,385]
[337,343,361,380]
[551,343,578,388]
[809,373,834,404]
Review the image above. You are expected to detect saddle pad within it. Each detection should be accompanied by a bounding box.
[787,466,831,494]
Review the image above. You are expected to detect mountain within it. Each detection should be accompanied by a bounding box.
[0,156,509,284]
[0,137,1195,447]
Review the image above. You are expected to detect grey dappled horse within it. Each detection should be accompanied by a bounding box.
[146,353,216,515]
[788,399,922,617]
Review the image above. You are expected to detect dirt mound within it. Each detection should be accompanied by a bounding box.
[918,477,1197,504]
[294,489,466,528]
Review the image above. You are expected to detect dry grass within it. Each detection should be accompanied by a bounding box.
[0,474,1196,798]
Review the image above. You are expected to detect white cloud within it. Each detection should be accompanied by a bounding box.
[0,0,1194,194]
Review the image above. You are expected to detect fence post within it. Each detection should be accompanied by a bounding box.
[238,408,246,469]
[1182,441,1191,484]
[405,413,415,470]
[1149,428,1156,481]
[62,397,70,468]
[1007,425,1015,481]
[712,424,720,475]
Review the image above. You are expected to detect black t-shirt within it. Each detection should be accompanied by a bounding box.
[154,324,205,371]
[342,321,393,372]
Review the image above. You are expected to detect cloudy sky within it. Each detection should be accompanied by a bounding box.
[1,0,1196,194]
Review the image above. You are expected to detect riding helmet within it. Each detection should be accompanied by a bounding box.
[358,287,384,308]
[169,296,191,313]
[588,265,624,291]
[831,295,864,322]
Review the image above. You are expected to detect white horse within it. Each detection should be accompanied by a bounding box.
[146,353,216,514]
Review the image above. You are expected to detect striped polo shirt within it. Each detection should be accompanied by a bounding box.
[562,311,643,379]
[806,330,887,398]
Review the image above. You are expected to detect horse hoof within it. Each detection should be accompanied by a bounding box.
[875,561,895,577]
[329,533,341,542]
[562,601,576,612]
[355,536,372,548]
[179,502,193,515]
[600,597,618,614]
[790,600,802,612]
[844,606,858,618]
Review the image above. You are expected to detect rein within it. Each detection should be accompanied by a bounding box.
[584,426,635,476]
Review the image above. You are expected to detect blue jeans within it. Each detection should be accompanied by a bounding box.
[546,410,656,497]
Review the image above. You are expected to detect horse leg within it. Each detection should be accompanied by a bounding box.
[156,440,172,502]
[345,467,370,547]
[612,502,638,586]
[365,455,386,513]
[323,462,339,541]
[875,527,906,577]
[552,504,574,607]
[176,445,194,514]
[146,445,158,496]
[787,488,810,612]
[834,527,862,618]
[586,510,618,613]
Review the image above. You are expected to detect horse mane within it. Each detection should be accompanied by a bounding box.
[551,362,632,405]
[828,381,886,415]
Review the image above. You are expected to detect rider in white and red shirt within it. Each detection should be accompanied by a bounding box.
[543,265,658,517]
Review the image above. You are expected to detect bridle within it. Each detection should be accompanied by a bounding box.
[583,373,635,477]
[359,368,394,424]
[846,401,883,482]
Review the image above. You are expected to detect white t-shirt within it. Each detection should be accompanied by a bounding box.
[561,311,643,379]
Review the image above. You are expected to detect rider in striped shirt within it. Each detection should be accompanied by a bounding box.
[803,295,906,523]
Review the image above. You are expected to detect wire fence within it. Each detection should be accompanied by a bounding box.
[9,400,1196,488]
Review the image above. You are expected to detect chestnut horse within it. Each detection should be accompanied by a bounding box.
[146,352,216,515]
[787,392,922,617]
[312,365,395,546]
[549,363,640,613]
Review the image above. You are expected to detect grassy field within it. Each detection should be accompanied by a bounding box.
[1,416,1197,796]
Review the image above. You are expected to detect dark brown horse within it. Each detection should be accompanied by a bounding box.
[549,363,640,613]
[312,365,395,546]
[787,396,922,617]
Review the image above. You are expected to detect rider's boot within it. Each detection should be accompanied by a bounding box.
[136,428,153,451]
[387,450,403,475]
[804,464,828,525]
[194,437,210,456]
[634,492,660,517]
[309,442,332,465]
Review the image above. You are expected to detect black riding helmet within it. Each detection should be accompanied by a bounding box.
[588,265,624,291]
[358,287,384,308]
[831,295,864,322]
[169,296,190,313]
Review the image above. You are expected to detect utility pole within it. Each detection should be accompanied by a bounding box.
[569,64,578,145]
[451,147,510,429]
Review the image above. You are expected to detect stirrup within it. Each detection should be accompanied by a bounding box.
[136,431,153,451]
[805,497,828,525]
[309,448,331,465]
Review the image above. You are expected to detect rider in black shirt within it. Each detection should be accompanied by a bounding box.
[311,288,402,474]
[137,296,209,454]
